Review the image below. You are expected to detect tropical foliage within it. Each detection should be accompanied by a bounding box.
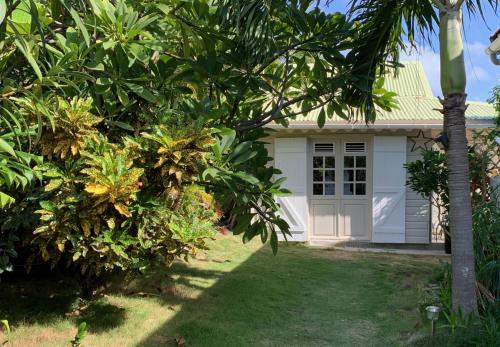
[406,130,499,229]
[0,0,398,285]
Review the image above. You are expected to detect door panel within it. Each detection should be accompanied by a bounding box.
[342,203,369,238]
[312,203,337,237]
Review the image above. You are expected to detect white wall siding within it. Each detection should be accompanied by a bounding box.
[405,134,431,244]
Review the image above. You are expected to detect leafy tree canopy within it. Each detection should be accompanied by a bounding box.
[0,0,396,283]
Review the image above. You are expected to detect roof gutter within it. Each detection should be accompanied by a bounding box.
[266,121,495,130]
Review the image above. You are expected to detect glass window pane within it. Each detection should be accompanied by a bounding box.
[325,184,335,195]
[356,183,366,195]
[344,156,354,168]
[313,156,323,168]
[356,156,366,168]
[343,170,354,182]
[325,156,335,168]
[356,170,366,181]
[344,183,354,196]
[313,184,323,195]
[325,170,335,182]
[313,170,323,182]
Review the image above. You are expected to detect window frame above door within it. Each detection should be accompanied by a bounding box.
[342,141,368,198]
[310,140,337,200]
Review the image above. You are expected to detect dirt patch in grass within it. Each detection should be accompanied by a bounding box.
[1,325,74,347]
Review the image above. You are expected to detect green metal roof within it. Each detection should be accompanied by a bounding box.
[384,61,434,97]
[289,61,496,125]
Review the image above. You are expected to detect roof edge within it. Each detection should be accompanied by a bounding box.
[267,119,495,130]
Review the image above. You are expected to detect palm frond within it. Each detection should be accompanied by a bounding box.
[344,0,498,121]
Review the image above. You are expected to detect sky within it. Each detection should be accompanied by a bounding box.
[323,1,499,102]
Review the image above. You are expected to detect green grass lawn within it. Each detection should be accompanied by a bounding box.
[0,235,445,347]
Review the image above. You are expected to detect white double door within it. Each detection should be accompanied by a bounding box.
[309,136,372,241]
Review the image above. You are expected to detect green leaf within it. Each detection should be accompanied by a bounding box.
[72,251,82,261]
[227,141,252,163]
[77,321,87,338]
[317,108,326,128]
[270,230,278,255]
[0,138,16,157]
[0,191,15,207]
[8,1,31,34]
[39,200,56,211]
[0,0,6,25]
[212,142,222,161]
[234,171,259,185]
[44,179,63,192]
[260,227,269,243]
[96,77,113,86]
[111,244,129,259]
[219,128,236,153]
[125,83,158,103]
[232,214,252,235]
[110,121,134,131]
[14,37,43,81]
[202,167,219,180]
[102,39,117,50]
[69,7,90,47]
[156,3,170,15]
[116,86,130,106]
[71,321,87,344]
[1,319,10,338]
[95,77,113,94]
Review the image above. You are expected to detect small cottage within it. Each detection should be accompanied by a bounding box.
[266,62,496,246]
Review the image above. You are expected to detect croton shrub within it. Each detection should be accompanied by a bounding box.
[2,94,286,292]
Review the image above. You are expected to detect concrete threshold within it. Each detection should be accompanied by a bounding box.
[330,246,449,256]
[308,240,449,256]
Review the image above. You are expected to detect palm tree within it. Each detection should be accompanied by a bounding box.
[347,0,497,313]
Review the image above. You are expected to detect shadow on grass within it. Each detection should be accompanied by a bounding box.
[0,261,227,336]
[133,243,438,347]
[0,272,128,334]
[0,273,80,326]
[78,301,127,334]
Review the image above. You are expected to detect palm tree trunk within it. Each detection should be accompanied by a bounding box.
[438,3,478,314]
[442,94,478,314]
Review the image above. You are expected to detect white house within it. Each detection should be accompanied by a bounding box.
[266,62,496,246]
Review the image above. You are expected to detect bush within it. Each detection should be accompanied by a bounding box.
[472,194,500,309]
[13,129,220,295]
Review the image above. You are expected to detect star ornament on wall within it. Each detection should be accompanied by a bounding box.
[409,130,434,152]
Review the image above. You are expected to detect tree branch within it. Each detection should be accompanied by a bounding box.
[235,93,309,131]
[281,94,336,118]
[1,83,34,98]
[254,35,320,75]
